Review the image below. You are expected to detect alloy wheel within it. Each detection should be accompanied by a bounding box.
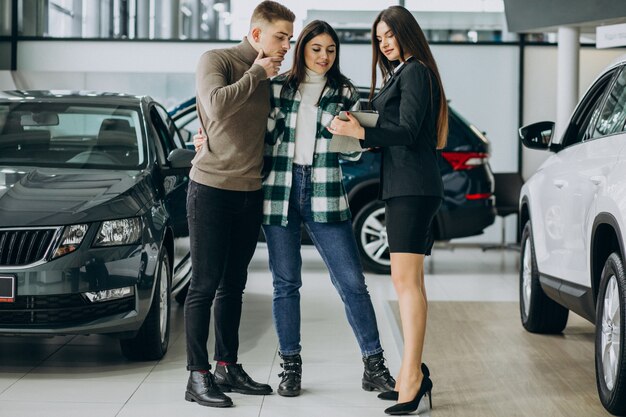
[522,238,532,318]
[601,275,621,391]
[159,260,169,345]
[360,206,391,267]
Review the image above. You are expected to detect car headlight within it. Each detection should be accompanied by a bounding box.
[52,224,89,259]
[94,218,142,247]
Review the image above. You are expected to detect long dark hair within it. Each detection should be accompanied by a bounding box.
[370,6,448,149]
[283,20,350,96]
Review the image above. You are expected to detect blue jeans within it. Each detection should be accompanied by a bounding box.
[262,164,383,357]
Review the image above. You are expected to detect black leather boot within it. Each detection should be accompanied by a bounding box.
[185,371,233,408]
[214,363,273,395]
[362,352,396,392]
[277,353,302,397]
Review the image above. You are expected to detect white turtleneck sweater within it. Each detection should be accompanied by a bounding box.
[293,68,326,166]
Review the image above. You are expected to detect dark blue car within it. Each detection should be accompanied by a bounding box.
[171,91,495,273]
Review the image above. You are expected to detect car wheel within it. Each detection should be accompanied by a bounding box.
[595,253,626,415]
[120,247,171,360]
[519,220,568,333]
[353,200,391,274]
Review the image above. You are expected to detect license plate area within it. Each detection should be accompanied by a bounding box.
[0,275,15,302]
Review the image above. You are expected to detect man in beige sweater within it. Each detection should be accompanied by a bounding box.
[184,1,294,408]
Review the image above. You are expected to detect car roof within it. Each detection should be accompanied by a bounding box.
[0,90,151,106]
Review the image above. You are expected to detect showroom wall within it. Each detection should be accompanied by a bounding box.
[3,40,520,173]
[0,40,624,243]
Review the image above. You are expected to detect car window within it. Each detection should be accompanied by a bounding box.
[150,105,184,156]
[173,107,201,135]
[0,103,146,169]
[590,67,626,139]
[561,70,617,148]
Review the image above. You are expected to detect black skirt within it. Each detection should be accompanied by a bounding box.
[385,196,442,255]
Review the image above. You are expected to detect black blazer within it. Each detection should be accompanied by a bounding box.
[362,59,443,201]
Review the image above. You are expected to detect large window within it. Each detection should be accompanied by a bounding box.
[15,0,518,43]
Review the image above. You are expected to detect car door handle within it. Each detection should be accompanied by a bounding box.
[590,176,605,186]
[553,179,567,189]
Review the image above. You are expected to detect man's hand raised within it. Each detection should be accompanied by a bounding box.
[253,49,283,79]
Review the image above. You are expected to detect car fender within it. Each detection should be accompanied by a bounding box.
[590,156,626,261]
[520,170,553,272]
[591,213,626,301]
[590,161,626,292]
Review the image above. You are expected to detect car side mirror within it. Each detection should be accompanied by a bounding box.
[167,148,195,169]
[519,121,555,151]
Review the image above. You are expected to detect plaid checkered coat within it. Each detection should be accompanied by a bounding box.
[263,74,361,226]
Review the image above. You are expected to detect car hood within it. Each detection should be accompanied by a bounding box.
[0,167,155,227]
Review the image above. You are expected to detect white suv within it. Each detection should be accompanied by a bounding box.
[519,54,626,415]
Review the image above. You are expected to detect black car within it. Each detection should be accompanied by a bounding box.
[0,91,195,360]
[170,91,495,274]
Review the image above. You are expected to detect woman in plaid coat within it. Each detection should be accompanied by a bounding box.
[262,20,395,398]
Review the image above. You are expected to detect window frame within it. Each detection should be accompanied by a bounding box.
[587,65,626,141]
[559,68,619,150]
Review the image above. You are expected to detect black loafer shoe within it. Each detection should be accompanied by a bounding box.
[185,371,233,408]
[214,363,273,395]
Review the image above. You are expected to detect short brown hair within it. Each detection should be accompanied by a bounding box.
[250,1,295,26]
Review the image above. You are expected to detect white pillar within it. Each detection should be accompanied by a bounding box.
[136,0,150,38]
[555,26,580,140]
[0,0,11,36]
[190,0,201,39]
[82,0,100,37]
[156,0,179,39]
[72,0,83,37]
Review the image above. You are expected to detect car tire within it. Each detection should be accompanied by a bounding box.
[595,253,626,416]
[519,220,568,334]
[120,247,171,360]
[353,200,391,275]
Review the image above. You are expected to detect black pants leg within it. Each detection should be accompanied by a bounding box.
[184,181,262,370]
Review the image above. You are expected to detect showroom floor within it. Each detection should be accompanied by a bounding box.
[0,246,607,416]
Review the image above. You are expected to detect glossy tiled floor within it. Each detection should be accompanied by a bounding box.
[0,246,600,416]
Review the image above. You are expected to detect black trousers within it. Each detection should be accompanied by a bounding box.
[185,180,262,370]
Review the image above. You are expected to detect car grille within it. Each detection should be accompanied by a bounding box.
[0,228,58,266]
[0,294,135,326]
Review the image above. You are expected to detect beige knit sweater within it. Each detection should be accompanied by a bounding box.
[190,37,270,191]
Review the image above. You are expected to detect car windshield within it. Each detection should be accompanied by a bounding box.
[0,103,146,169]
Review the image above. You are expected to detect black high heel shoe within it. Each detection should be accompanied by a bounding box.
[377,363,430,401]
[384,375,433,416]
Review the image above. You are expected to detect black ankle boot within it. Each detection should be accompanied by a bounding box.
[278,353,302,397]
[185,371,233,408]
[362,352,395,392]
[214,364,273,395]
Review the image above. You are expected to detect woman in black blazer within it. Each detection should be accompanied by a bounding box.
[329,6,448,416]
